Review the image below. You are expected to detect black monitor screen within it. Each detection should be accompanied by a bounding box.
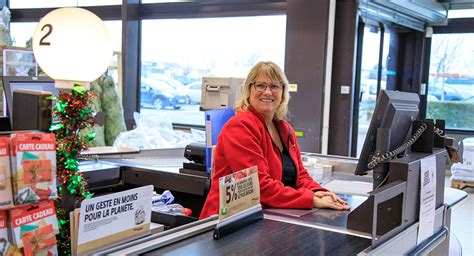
[355,90,420,177]
[2,76,57,116]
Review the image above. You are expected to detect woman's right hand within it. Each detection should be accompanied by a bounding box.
[313,194,350,210]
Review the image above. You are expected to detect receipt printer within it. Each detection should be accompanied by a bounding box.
[183,142,206,172]
[200,77,244,111]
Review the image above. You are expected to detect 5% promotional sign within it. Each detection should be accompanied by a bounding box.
[218,166,260,220]
[225,183,239,204]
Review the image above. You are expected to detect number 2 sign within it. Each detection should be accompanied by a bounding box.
[39,24,53,46]
[32,7,112,89]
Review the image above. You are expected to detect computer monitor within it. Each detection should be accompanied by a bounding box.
[2,76,57,131]
[354,90,420,187]
[2,76,57,116]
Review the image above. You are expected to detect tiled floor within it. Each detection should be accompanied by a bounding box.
[446,177,474,256]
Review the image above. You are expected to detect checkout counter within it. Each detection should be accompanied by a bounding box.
[79,147,210,218]
[78,150,467,255]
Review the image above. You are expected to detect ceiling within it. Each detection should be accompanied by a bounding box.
[359,0,474,31]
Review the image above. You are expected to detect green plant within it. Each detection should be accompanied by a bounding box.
[427,101,474,130]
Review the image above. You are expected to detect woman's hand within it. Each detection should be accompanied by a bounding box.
[313,191,350,210]
[314,191,345,203]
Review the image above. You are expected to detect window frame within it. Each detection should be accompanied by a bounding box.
[10,5,122,22]
[423,17,474,134]
[351,21,388,157]
[8,0,287,129]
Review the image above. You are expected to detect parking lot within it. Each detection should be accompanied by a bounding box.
[140,104,205,126]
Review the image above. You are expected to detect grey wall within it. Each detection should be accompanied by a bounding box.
[328,0,358,156]
[284,0,330,153]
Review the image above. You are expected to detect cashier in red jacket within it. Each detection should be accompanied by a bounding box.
[199,61,350,219]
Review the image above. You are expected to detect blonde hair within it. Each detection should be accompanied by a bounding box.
[234,61,290,120]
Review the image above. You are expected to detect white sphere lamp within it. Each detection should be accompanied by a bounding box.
[32,7,112,90]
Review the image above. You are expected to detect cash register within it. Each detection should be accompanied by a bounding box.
[180,77,243,177]
[180,142,207,176]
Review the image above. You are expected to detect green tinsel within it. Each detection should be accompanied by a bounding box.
[51,84,95,255]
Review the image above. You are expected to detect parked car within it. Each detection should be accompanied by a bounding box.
[444,77,474,98]
[445,77,474,85]
[148,75,192,104]
[140,78,187,109]
[185,82,202,104]
[167,79,193,104]
[175,76,199,86]
[428,86,465,101]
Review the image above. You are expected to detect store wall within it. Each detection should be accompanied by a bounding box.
[284,0,330,153]
[328,0,358,156]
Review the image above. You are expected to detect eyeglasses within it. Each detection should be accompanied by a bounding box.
[252,81,283,92]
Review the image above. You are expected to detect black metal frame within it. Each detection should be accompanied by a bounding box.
[11,5,122,21]
[350,21,391,157]
[9,0,286,21]
[350,18,365,157]
[140,1,285,20]
[433,18,474,34]
[376,23,384,96]
[121,0,141,130]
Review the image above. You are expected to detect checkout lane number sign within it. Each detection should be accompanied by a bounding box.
[218,166,260,220]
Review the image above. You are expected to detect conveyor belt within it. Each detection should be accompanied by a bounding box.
[144,219,371,255]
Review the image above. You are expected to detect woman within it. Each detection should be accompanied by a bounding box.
[200,61,349,219]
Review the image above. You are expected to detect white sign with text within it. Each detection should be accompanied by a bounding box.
[417,156,437,244]
[77,185,153,252]
[462,147,473,169]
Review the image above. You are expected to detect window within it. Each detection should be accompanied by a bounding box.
[10,21,121,51]
[9,22,37,47]
[427,33,474,131]
[448,9,474,19]
[355,25,391,156]
[140,15,286,126]
[9,0,121,9]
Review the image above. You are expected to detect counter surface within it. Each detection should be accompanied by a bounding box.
[144,218,371,256]
[264,193,367,231]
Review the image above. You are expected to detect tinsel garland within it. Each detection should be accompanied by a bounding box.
[49,85,96,255]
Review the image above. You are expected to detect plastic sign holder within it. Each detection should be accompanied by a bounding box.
[213,166,263,240]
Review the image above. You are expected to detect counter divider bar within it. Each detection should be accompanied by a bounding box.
[263,213,372,239]
[94,216,219,255]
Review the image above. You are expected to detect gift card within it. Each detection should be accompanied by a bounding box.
[22,224,57,256]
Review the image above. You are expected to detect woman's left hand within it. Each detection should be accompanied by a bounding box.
[314,191,349,207]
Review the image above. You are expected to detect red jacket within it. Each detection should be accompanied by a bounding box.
[199,108,327,219]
